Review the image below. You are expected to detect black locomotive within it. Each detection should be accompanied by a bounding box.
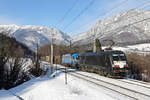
[78,50,129,77]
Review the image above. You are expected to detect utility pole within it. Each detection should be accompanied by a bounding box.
[36,41,39,76]
[70,40,72,54]
[93,29,96,52]
[64,39,72,85]
[36,42,39,67]
[65,39,72,85]
[56,57,58,74]
[50,29,54,75]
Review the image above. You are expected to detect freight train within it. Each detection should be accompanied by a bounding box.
[62,50,130,77]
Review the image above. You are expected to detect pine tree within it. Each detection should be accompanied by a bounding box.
[95,38,102,52]
[0,33,33,89]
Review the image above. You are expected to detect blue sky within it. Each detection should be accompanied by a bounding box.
[0,0,150,36]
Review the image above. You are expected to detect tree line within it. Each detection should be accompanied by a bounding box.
[0,32,42,89]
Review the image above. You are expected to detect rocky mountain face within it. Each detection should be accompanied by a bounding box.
[1,9,150,51]
[0,25,70,51]
[73,9,150,46]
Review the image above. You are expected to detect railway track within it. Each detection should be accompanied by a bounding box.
[8,90,24,100]
[118,79,150,90]
[61,68,150,89]
[126,78,150,85]
[65,71,150,100]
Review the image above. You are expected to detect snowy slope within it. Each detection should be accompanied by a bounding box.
[0,90,19,100]
[73,9,150,46]
[0,25,70,51]
[1,64,150,100]
[0,71,115,100]
[109,43,150,55]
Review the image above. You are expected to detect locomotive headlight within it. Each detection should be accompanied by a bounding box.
[124,64,127,67]
[114,65,120,68]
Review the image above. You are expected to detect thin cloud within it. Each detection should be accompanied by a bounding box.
[0,16,20,25]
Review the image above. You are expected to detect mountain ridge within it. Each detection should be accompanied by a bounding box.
[73,9,150,46]
[1,9,150,51]
[0,25,70,51]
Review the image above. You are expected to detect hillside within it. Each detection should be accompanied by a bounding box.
[73,9,150,46]
[0,33,33,57]
[0,25,70,51]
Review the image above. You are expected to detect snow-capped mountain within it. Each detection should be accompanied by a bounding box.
[73,9,150,46]
[0,25,70,51]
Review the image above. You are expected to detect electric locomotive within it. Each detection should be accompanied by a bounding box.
[62,54,72,67]
[61,53,80,67]
[78,50,129,77]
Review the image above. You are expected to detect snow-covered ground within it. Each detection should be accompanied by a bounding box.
[0,90,20,100]
[0,69,115,100]
[103,43,150,55]
[1,63,150,100]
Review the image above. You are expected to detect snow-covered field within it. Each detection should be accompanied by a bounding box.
[110,43,150,54]
[1,63,150,100]
[0,69,115,100]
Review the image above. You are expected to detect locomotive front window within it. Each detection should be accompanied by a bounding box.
[113,54,126,61]
[113,55,119,61]
[120,54,126,61]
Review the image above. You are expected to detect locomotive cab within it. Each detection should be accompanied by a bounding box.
[75,50,129,78]
[111,52,129,76]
